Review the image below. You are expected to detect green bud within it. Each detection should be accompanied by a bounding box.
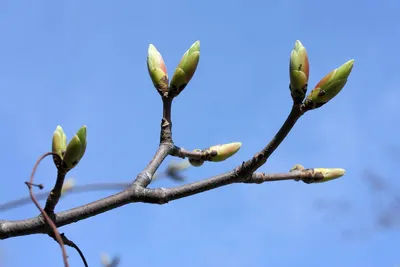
[289,40,309,103]
[304,59,354,110]
[75,125,87,162]
[147,44,169,96]
[62,125,87,170]
[290,164,305,172]
[52,125,67,167]
[169,40,200,97]
[206,142,242,162]
[313,168,346,183]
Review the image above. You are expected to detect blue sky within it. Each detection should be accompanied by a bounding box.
[0,0,399,266]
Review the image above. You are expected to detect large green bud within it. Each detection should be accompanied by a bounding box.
[52,125,67,167]
[147,44,169,96]
[206,142,242,162]
[62,125,87,171]
[169,41,200,97]
[289,40,309,104]
[304,60,354,110]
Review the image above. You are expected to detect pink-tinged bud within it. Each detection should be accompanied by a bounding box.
[304,59,354,110]
[169,41,200,97]
[289,40,309,103]
[147,44,169,96]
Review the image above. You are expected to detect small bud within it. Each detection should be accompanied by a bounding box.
[52,125,67,167]
[304,59,354,110]
[169,41,200,97]
[61,178,75,195]
[313,168,346,183]
[147,44,169,96]
[206,142,242,162]
[188,149,204,167]
[62,125,87,171]
[290,164,305,172]
[289,40,309,103]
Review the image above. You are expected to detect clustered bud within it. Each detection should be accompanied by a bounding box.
[147,41,200,98]
[288,40,354,110]
[170,41,200,97]
[52,125,87,171]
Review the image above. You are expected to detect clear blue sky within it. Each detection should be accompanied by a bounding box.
[0,0,399,266]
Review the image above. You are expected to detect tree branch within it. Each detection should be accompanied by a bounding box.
[44,168,67,216]
[132,143,173,188]
[0,169,320,239]
[0,101,308,240]
[235,104,306,177]
[25,152,69,267]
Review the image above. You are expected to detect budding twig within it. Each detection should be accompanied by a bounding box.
[25,152,69,267]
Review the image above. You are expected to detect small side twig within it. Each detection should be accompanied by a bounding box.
[171,146,217,161]
[59,233,88,267]
[25,152,69,267]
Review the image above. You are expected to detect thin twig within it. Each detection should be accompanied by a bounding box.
[0,175,176,212]
[59,233,88,267]
[160,97,173,144]
[25,152,69,267]
[0,183,129,212]
[236,104,306,177]
[171,146,217,160]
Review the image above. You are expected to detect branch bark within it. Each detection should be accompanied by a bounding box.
[0,100,308,251]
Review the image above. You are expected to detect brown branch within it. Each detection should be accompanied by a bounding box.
[0,169,321,239]
[44,168,67,216]
[59,233,88,267]
[160,97,173,144]
[0,100,308,240]
[25,152,69,267]
[235,104,306,177]
[0,174,178,212]
[0,183,129,212]
[132,143,173,188]
[171,146,217,160]
[133,96,175,188]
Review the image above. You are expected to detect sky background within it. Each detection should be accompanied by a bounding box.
[0,0,399,266]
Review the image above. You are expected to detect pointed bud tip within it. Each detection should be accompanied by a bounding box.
[315,168,346,182]
[342,59,355,71]
[192,40,200,50]
[148,44,156,52]
[294,40,304,50]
